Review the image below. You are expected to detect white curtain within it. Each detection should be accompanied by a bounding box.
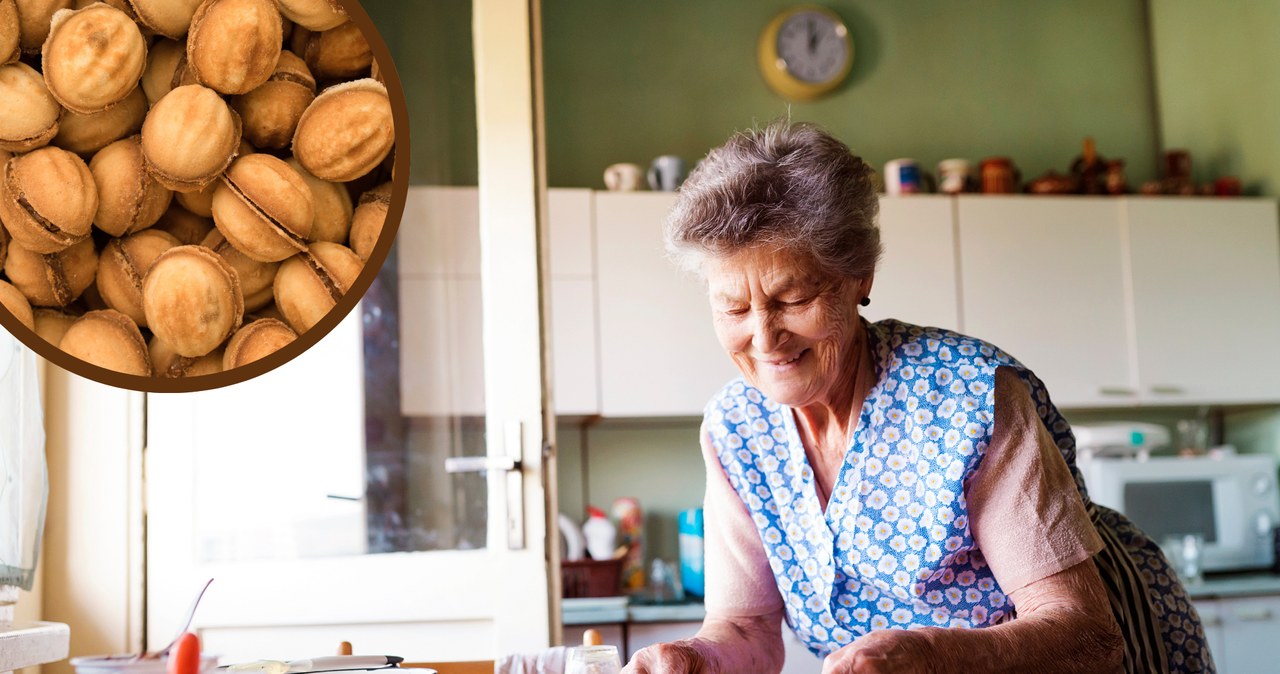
[0,331,45,590]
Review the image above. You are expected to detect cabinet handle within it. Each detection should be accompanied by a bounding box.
[1201,615,1224,627]
[1098,387,1137,396]
[1149,385,1186,395]
[1236,608,1274,622]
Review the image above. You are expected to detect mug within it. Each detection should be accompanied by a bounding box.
[936,159,972,194]
[883,158,923,195]
[603,162,643,191]
[647,155,686,192]
[980,157,1019,194]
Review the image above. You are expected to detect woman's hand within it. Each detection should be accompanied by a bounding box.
[622,640,711,674]
[820,629,936,674]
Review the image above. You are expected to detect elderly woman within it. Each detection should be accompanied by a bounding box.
[623,122,1211,674]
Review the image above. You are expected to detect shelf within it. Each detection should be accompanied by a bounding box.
[0,621,70,671]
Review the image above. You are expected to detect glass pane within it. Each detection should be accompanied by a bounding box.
[361,245,488,554]
[188,0,488,562]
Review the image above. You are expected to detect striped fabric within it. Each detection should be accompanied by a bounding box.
[1088,503,1215,673]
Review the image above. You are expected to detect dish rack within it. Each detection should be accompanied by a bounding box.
[560,558,623,598]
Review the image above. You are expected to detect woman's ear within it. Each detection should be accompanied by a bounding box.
[858,275,875,305]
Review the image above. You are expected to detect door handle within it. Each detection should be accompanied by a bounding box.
[444,456,520,473]
[1235,608,1274,622]
[443,421,526,550]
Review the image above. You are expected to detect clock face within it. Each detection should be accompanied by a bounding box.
[775,10,849,83]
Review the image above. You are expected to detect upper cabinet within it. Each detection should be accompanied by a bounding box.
[957,197,1137,407]
[1126,198,1280,404]
[866,196,960,331]
[593,193,737,417]
[404,189,1280,417]
[399,187,600,417]
[957,196,1280,408]
[593,193,965,417]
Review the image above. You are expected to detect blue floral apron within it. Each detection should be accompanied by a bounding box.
[705,319,1212,672]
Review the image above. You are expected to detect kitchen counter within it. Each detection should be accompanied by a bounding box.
[1184,573,1280,599]
[562,597,706,625]
[563,574,1280,624]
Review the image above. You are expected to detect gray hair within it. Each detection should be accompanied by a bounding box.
[664,120,881,282]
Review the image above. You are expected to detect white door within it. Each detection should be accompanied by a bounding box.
[957,196,1138,407]
[146,0,556,662]
[1126,197,1280,404]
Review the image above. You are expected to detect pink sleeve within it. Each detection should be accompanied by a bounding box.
[700,425,785,618]
[967,367,1104,595]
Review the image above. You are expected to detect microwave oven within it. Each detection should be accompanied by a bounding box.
[1077,453,1280,572]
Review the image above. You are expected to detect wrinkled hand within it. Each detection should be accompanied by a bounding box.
[820,629,936,674]
[622,641,710,674]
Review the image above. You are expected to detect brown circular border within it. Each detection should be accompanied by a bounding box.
[0,0,410,393]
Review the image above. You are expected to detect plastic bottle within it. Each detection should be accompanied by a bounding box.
[611,497,645,590]
[582,506,616,561]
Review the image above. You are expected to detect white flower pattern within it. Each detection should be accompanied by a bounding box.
[706,320,1210,671]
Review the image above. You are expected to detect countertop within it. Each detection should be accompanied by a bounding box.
[1184,573,1280,599]
[563,573,1280,625]
[562,597,706,625]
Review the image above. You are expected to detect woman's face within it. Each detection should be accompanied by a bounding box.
[704,246,867,409]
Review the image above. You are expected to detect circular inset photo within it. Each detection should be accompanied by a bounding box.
[0,0,407,392]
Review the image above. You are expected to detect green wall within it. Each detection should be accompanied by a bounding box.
[542,0,1160,188]
[1150,1,1280,195]
[365,0,478,186]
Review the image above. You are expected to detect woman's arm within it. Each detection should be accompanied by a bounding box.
[819,560,1123,674]
[625,609,786,674]
[822,366,1125,673]
[623,426,787,674]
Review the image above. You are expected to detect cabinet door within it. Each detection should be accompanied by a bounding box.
[1219,595,1280,673]
[594,193,738,417]
[867,196,960,331]
[626,622,701,659]
[399,187,601,416]
[552,278,600,414]
[547,189,600,415]
[779,627,823,674]
[957,197,1137,407]
[400,277,486,416]
[1127,198,1280,404]
[1193,598,1227,672]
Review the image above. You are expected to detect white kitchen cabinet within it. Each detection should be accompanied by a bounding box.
[570,619,821,672]
[593,193,960,417]
[1194,599,1227,670]
[957,195,1280,408]
[1127,198,1280,404]
[1195,594,1280,673]
[398,187,600,416]
[957,196,1137,407]
[594,192,738,417]
[867,195,961,331]
[400,276,486,416]
[547,189,601,415]
[626,621,701,658]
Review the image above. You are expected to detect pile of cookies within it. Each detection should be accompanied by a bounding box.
[0,0,394,379]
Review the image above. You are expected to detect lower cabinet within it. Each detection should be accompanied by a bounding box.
[1195,595,1280,673]
[565,621,823,672]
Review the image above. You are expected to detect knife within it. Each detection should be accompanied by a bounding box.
[221,656,404,674]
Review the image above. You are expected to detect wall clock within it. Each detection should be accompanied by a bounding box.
[757,5,854,101]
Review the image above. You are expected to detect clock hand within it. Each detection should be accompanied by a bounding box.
[808,20,817,53]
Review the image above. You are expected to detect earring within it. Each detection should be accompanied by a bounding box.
[859,296,871,307]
